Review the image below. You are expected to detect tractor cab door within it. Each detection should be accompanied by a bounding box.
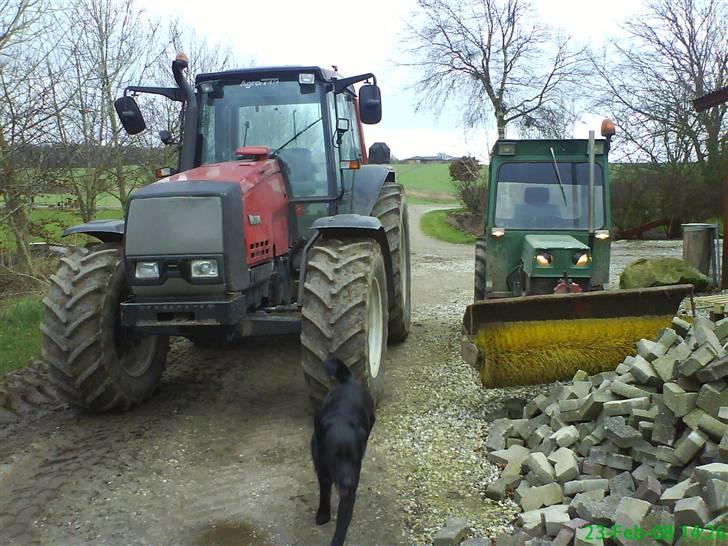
[327,91,363,215]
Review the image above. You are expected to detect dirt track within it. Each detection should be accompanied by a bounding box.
[0,206,687,545]
[0,205,484,546]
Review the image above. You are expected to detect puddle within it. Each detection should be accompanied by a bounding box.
[195,521,272,546]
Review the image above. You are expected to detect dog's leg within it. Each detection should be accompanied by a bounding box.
[316,474,332,525]
[330,486,357,546]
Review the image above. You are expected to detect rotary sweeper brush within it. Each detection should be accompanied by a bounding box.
[464,121,694,387]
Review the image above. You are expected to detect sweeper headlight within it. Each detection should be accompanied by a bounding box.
[491,227,506,238]
[573,252,590,266]
[595,229,610,240]
[535,252,553,266]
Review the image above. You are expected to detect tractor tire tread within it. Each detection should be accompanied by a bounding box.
[41,244,167,412]
[301,238,386,407]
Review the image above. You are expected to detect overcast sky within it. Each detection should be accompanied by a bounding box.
[142,0,643,160]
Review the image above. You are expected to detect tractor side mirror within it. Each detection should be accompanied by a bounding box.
[358,84,382,124]
[336,118,350,145]
[114,96,146,135]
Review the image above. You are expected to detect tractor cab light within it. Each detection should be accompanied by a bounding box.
[235,146,270,161]
[595,229,610,240]
[491,227,506,237]
[497,142,516,155]
[535,252,553,266]
[600,118,616,138]
[340,160,360,170]
[199,82,214,94]
[299,73,315,85]
[573,252,590,266]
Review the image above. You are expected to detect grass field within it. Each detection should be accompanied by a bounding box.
[392,163,459,203]
[0,207,123,252]
[0,163,460,252]
[0,296,43,377]
[419,208,476,245]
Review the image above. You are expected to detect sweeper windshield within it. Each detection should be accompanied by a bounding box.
[494,162,605,230]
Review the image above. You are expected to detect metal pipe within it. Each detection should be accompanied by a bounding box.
[588,130,595,233]
[172,58,198,172]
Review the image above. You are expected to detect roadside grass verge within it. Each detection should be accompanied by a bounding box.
[419,208,476,245]
[0,296,43,377]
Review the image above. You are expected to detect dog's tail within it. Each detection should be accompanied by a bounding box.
[323,357,352,384]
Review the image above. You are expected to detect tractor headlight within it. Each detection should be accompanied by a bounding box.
[491,227,506,238]
[190,259,219,279]
[573,252,590,266]
[135,261,160,279]
[535,252,553,266]
[595,229,610,240]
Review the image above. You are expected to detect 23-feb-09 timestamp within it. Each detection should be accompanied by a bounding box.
[584,523,726,542]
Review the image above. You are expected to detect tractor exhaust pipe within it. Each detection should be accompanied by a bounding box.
[172,53,198,172]
[588,130,595,234]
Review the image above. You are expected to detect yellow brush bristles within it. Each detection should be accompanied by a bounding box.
[475,316,673,387]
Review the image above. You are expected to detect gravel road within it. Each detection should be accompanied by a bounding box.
[0,205,686,545]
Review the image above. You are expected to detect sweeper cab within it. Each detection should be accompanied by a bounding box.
[464,121,693,387]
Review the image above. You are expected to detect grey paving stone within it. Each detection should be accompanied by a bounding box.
[674,496,711,528]
[674,429,708,464]
[603,416,645,448]
[634,474,662,503]
[697,384,728,419]
[704,479,728,512]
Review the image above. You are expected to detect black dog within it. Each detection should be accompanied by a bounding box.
[311,357,376,546]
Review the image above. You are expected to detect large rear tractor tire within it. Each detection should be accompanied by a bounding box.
[474,237,487,302]
[300,238,388,408]
[372,182,411,342]
[41,244,168,412]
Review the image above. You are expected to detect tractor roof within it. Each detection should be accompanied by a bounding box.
[491,138,609,158]
[196,65,341,84]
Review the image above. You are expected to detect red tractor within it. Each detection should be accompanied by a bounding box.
[41,55,410,412]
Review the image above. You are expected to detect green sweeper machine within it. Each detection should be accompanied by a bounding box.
[464,120,693,387]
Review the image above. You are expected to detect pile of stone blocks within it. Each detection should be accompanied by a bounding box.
[483,316,728,545]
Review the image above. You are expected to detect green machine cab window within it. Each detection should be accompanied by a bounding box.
[494,162,604,230]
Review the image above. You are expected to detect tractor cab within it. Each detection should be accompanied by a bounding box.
[478,126,614,298]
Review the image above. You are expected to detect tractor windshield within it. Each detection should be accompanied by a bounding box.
[494,162,605,230]
[199,79,328,197]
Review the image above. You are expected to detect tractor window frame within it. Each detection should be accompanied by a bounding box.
[196,76,340,202]
[492,161,606,230]
[335,91,362,162]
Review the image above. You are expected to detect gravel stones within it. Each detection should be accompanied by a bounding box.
[480,315,728,545]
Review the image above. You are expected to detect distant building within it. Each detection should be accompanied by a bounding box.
[402,153,456,164]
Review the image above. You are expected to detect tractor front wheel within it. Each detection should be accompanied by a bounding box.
[300,238,388,408]
[41,244,168,412]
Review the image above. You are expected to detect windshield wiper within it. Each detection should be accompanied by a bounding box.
[271,117,323,156]
[549,147,568,205]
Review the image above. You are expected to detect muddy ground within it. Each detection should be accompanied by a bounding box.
[0,205,685,545]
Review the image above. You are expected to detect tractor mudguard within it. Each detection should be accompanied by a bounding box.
[350,165,395,216]
[62,219,125,243]
[308,214,394,304]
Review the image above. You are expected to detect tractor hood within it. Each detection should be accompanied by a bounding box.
[160,157,282,194]
[523,234,589,252]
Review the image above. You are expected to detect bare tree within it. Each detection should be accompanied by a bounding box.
[44,0,170,218]
[404,0,585,138]
[591,0,727,215]
[0,0,58,276]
